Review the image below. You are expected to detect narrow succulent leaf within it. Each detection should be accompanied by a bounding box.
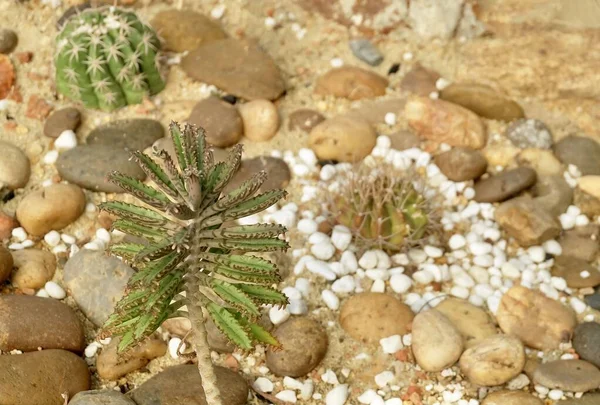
[169,121,189,172]
[128,251,181,285]
[236,284,289,306]
[112,219,166,242]
[107,242,146,261]
[198,253,278,272]
[210,280,261,318]
[193,126,206,177]
[107,172,170,208]
[206,302,253,349]
[99,201,169,226]
[201,145,243,207]
[196,224,287,240]
[203,262,281,284]
[197,237,289,252]
[143,271,184,310]
[234,314,280,347]
[131,151,179,197]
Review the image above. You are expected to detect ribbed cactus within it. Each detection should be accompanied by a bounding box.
[54,6,165,111]
[329,164,437,252]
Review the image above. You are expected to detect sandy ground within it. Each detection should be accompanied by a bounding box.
[2,0,600,403]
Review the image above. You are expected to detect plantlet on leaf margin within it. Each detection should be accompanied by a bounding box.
[97,121,289,405]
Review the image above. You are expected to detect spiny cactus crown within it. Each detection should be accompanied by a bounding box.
[55,6,165,112]
[98,121,289,353]
[327,162,439,252]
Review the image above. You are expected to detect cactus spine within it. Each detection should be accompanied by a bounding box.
[55,6,165,111]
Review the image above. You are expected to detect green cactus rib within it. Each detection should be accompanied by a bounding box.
[54,6,165,112]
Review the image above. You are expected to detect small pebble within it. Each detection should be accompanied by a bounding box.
[380,335,403,354]
[54,130,78,151]
[44,281,66,299]
[276,390,297,403]
[43,230,61,247]
[322,289,340,310]
[326,384,349,405]
[253,377,274,393]
[349,38,384,66]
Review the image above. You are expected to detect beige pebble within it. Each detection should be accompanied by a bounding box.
[238,99,280,142]
[10,249,56,289]
[96,336,167,380]
[309,115,376,162]
[411,309,464,371]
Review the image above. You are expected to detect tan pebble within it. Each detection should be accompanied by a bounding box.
[11,249,56,289]
[96,336,167,380]
[309,115,376,162]
[238,99,280,142]
[315,66,388,100]
[411,309,464,371]
[516,148,563,176]
[435,298,497,348]
[482,390,543,405]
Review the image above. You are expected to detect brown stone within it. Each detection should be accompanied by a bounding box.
[435,298,497,348]
[187,96,243,148]
[533,359,600,393]
[10,248,56,289]
[315,66,388,100]
[288,109,326,132]
[0,245,13,283]
[151,10,227,53]
[400,63,440,96]
[43,107,81,138]
[434,147,488,182]
[482,391,543,405]
[473,167,537,203]
[389,130,421,151]
[97,337,167,380]
[439,83,525,121]
[552,256,600,288]
[309,115,376,163]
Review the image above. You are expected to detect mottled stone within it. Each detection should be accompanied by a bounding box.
[440,83,525,121]
[559,225,599,262]
[181,39,285,101]
[266,317,328,377]
[87,119,164,151]
[474,167,536,203]
[288,109,326,132]
[10,248,56,289]
[506,119,553,149]
[63,249,134,327]
[0,349,90,405]
[349,38,383,66]
[400,63,440,96]
[129,365,248,405]
[69,390,137,405]
[482,391,543,405]
[0,295,85,352]
[533,359,600,393]
[56,145,146,192]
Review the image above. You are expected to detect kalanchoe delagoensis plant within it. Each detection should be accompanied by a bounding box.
[54,6,166,111]
[97,121,289,405]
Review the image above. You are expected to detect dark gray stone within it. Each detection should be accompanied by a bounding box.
[532,359,600,393]
[63,249,134,327]
[474,167,537,203]
[56,145,146,193]
[349,38,384,66]
[87,119,164,151]
[554,135,600,175]
[574,322,600,369]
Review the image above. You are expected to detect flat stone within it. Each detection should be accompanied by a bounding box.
[0,349,90,405]
[573,322,600,369]
[63,249,134,327]
[559,225,599,262]
[435,298,497,348]
[87,119,164,151]
[349,38,383,66]
[0,141,30,190]
[482,390,543,405]
[0,29,18,54]
[56,145,146,192]
[181,38,285,101]
[400,63,440,96]
[434,147,488,182]
[496,285,577,350]
[533,359,600,393]
[314,66,388,100]
[43,107,81,138]
[559,394,600,405]
[288,109,326,132]
[16,183,85,236]
[388,130,421,150]
[440,83,525,121]
[411,309,464,372]
[309,115,377,163]
[405,96,487,149]
[0,295,85,352]
[10,248,56,289]
[187,96,243,148]
[129,365,248,405]
[266,317,328,377]
[531,174,573,217]
[506,118,553,149]
[151,9,227,53]
[459,334,525,386]
[97,337,167,380]
[554,135,600,175]
[552,256,600,288]
[69,390,137,405]
[474,167,536,203]
[340,293,414,344]
[495,196,561,247]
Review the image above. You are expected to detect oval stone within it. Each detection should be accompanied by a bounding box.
[435,298,497,348]
[482,391,543,405]
[56,145,146,192]
[69,390,137,405]
[97,337,167,380]
[496,286,577,350]
[150,10,227,53]
[0,141,30,190]
[187,96,243,148]
[340,293,414,344]
[554,135,600,176]
[434,147,488,182]
[0,349,90,405]
[533,359,600,393]
[288,109,326,132]
[87,118,164,151]
[0,245,13,283]
[129,365,248,405]
[309,115,376,163]
[0,295,85,352]
[43,107,81,138]
[552,256,600,288]
[473,167,537,203]
[573,322,600,369]
[314,66,388,100]
[266,317,328,377]
[439,83,525,121]
[506,118,553,149]
[11,248,57,289]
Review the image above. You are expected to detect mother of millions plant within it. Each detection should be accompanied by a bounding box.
[97,121,289,405]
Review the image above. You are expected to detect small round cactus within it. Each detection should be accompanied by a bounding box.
[327,163,439,252]
[54,6,165,112]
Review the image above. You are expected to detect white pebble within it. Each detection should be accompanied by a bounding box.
[570,297,587,314]
[293,163,310,177]
[54,130,78,151]
[543,240,562,256]
[390,274,412,293]
[358,390,382,404]
[43,150,59,164]
[359,250,379,269]
[448,234,466,250]
[385,399,403,405]
[326,384,349,405]
[559,213,576,230]
[85,202,97,213]
[12,227,27,242]
[311,243,336,260]
[60,234,75,246]
[340,251,358,273]
[320,165,336,181]
[306,260,337,280]
[295,278,310,297]
[375,370,395,387]
[276,390,297,403]
[451,286,470,299]
[264,16,276,28]
[210,4,226,19]
[297,218,318,235]
[43,230,61,247]
[384,112,397,126]
[284,376,304,390]
[96,228,111,244]
[21,240,34,248]
[413,270,434,285]
[283,286,302,300]
[36,288,49,297]
[289,299,308,315]
[301,380,314,400]
[168,337,186,358]
[332,275,356,293]
[298,148,317,166]
[371,279,386,293]
[424,245,443,258]
[527,246,546,263]
[269,306,291,325]
[408,249,427,264]
[321,369,339,384]
[380,335,403,354]
[322,290,340,310]
[548,389,563,400]
[469,242,492,256]
[331,225,352,251]
[253,377,274,393]
[330,57,344,67]
[575,215,590,227]
[44,281,66,299]
[84,342,99,358]
[308,232,329,245]
[51,244,68,254]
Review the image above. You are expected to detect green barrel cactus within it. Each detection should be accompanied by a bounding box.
[329,164,437,252]
[54,6,165,112]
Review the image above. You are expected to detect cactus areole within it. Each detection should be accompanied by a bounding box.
[54,6,166,111]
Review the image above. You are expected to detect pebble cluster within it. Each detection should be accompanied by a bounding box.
[1,1,600,405]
